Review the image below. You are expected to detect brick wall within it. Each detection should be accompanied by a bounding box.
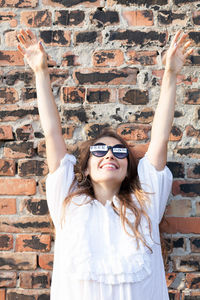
[0,1,200,299]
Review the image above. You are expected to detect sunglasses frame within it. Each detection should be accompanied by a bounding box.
[90,143,128,159]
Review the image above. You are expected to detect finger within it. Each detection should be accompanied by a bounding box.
[20,29,33,46]
[184,48,194,59]
[176,33,188,48]
[26,29,37,43]
[171,30,182,47]
[182,40,192,52]
[17,44,26,56]
[17,34,27,46]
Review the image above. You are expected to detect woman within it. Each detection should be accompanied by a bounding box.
[18,30,193,300]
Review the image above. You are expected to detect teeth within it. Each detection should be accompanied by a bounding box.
[102,164,116,169]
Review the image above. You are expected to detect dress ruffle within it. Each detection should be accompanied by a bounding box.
[61,195,154,285]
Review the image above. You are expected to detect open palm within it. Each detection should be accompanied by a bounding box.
[17,29,47,73]
[164,31,193,75]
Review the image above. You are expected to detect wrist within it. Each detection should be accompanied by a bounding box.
[34,66,49,76]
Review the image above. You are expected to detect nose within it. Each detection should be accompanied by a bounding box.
[105,149,114,159]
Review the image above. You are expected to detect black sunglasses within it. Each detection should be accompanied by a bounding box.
[90,143,128,159]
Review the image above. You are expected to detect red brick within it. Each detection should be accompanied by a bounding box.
[0,198,16,214]
[190,238,200,253]
[15,234,51,252]
[187,163,200,179]
[61,51,80,66]
[0,87,18,104]
[168,290,181,300]
[0,51,24,66]
[74,68,138,85]
[74,30,102,45]
[43,0,101,7]
[93,50,124,67]
[0,234,13,250]
[119,88,149,105]
[173,255,200,272]
[0,159,15,176]
[122,10,154,26]
[37,140,46,158]
[21,10,52,27]
[169,126,183,141]
[186,125,200,140]
[16,124,34,141]
[160,217,200,234]
[18,160,48,177]
[49,68,69,85]
[0,105,39,122]
[165,199,192,217]
[172,180,200,197]
[0,178,36,195]
[4,30,19,48]
[21,198,49,216]
[0,216,51,233]
[0,12,16,25]
[196,202,200,216]
[38,178,47,195]
[4,141,34,158]
[0,289,5,300]
[61,87,85,104]
[20,87,37,102]
[86,88,117,103]
[0,271,17,287]
[38,254,54,270]
[193,11,200,25]
[40,30,71,47]
[20,271,51,289]
[55,10,85,27]
[127,50,157,65]
[182,290,200,298]
[0,253,37,270]
[117,124,151,141]
[0,126,14,140]
[7,288,50,298]
[166,273,177,287]
[185,89,200,104]
[128,108,154,124]
[62,126,76,139]
[0,0,38,7]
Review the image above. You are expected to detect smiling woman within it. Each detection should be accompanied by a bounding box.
[17,29,193,300]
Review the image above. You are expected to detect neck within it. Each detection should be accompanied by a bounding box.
[92,182,119,205]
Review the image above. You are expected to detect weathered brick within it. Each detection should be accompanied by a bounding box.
[160,217,200,234]
[0,51,24,66]
[18,160,48,177]
[158,10,186,25]
[0,271,17,287]
[55,10,85,26]
[15,234,51,252]
[6,288,50,299]
[93,50,124,67]
[22,198,49,216]
[21,10,52,27]
[91,10,119,27]
[168,290,181,300]
[0,0,38,7]
[0,216,51,233]
[37,140,46,158]
[0,126,13,140]
[0,234,13,251]
[0,178,36,196]
[5,70,34,86]
[122,10,153,26]
[169,125,183,141]
[84,124,110,139]
[20,271,50,288]
[190,238,200,253]
[186,125,200,140]
[4,30,19,48]
[176,147,200,159]
[38,254,54,270]
[109,30,167,46]
[49,68,69,85]
[0,199,16,215]
[43,0,101,8]
[188,32,200,46]
[61,51,80,66]
[126,50,157,65]
[175,0,199,5]
[167,161,184,178]
[86,88,116,104]
[0,289,5,300]
[0,87,18,104]
[40,30,70,46]
[193,11,200,25]
[0,159,15,176]
[16,124,34,141]
[172,180,200,197]
[21,88,37,102]
[0,106,39,122]
[74,68,138,85]
[61,87,85,103]
[173,255,200,272]
[0,12,16,26]
[119,89,149,105]
[186,273,200,289]
[108,0,167,5]
[0,253,37,270]
[117,124,151,141]
[129,108,154,124]
[185,89,200,105]
[74,31,102,44]
[187,163,200,179]
[38,178,47,195]
[4,142,35,158]
[166,199,192,217]
[63,107,87,124]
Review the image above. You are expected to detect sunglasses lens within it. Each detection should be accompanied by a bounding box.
[90,144,108,157]
[112,145,128,159]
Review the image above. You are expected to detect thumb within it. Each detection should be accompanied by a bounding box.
[38,40,45,53]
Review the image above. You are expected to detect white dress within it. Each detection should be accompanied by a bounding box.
[46,153,173,300]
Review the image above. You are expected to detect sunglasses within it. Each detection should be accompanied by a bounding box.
[90,143,128,159]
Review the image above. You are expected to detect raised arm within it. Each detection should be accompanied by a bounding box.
[18,29,67,173]
[147,31,193,170]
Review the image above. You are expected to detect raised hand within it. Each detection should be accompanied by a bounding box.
[163,31,193,75]
[17,29,48,73]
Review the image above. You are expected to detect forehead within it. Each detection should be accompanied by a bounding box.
[95,136,122,146]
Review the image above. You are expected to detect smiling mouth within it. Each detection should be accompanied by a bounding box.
[101,163,118,170]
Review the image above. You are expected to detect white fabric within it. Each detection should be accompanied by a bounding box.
[46,153,173,300]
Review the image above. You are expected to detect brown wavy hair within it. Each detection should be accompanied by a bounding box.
[62,129,152,251]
